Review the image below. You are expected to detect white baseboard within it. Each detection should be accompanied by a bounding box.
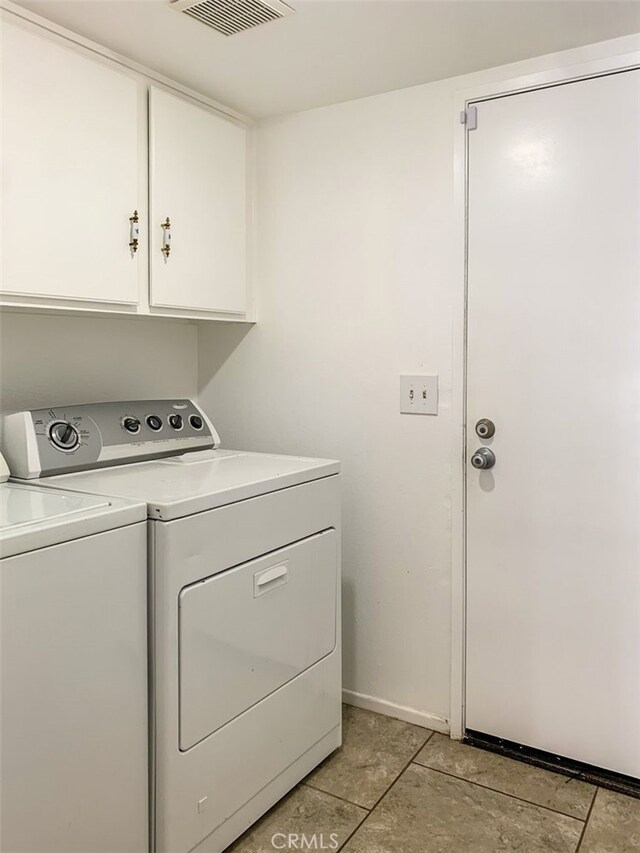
[342,689,450,734]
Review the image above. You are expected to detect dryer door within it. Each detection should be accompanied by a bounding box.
[179,529,337,750]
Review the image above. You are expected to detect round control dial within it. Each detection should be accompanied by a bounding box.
[122,417,141,434]
[189,414,203,430]
[48,421,80,451]
[168,414,183,430]
[146,415,163,432]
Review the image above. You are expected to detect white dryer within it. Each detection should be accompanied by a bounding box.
[3,400,342,853]
[0,479,148,853]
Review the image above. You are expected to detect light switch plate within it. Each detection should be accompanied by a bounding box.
[400,375,438,415]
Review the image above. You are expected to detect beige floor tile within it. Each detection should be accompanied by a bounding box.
[579,787,640,853]
[342,763,583,853]
[304,705,432,808]
[415,733,595,818]
[226,784,367,853]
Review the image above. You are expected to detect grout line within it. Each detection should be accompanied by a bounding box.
[410,762,590,822]
[304,729,435,814]
[301,782,369,812]
[335,729,436,851]
[575,788,599,852]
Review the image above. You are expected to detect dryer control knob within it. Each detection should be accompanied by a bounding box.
[189,414,203,430]
[168,414,183,430]
[123,417,141,434]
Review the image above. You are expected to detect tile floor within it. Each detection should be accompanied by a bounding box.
[227,705,640,853]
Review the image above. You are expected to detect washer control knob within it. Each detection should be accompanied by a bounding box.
[49,421,80,451]
[189,414,203,430]
[123,417,141,434]
[146,415,163,432]
[168,414,183,430]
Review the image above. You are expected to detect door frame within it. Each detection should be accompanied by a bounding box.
[449,41,640,740]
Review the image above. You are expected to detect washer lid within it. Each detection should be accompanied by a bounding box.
[1,483,109,529]
[31,450,340,521]
[0,483,146,558]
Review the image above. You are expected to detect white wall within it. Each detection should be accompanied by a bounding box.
[0,312,197,415]
[199,34,638,731]
[199,81,457,730]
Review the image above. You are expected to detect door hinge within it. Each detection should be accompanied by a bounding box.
[460,105,478,131]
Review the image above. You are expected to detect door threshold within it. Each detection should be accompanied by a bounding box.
[464,730,640,799]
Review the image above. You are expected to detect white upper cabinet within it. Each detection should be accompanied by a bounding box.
[1,14,251,321]
[2,23,141,305]
[149,87,248,315]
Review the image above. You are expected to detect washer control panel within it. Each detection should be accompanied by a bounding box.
[1,400,219,479]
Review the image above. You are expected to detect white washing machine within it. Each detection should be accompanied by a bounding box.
[0,474,148,853]
[3,400,342,853]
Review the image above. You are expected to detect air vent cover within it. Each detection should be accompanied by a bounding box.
[172,0,294,36]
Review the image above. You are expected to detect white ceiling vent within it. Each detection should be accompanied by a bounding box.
[172,0,294,36]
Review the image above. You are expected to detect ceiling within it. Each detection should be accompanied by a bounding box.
[12,0,640,118]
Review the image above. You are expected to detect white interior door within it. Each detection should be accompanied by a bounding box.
[149,87,247,313]
[2,23,140,304]
[465,70,640,778]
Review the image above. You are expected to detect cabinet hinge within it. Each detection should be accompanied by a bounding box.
[460,105,478,131]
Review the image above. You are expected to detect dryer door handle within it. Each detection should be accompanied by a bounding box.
[254,563,288,597]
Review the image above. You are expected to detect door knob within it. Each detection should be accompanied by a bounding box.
[475,418,495,439]
[471,447,496,470]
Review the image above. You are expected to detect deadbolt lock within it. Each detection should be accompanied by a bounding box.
[471,447,496,470]
[475,418,495,439]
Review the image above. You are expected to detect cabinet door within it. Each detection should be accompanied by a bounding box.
[149,87,247,314]
[2,24,140,305]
